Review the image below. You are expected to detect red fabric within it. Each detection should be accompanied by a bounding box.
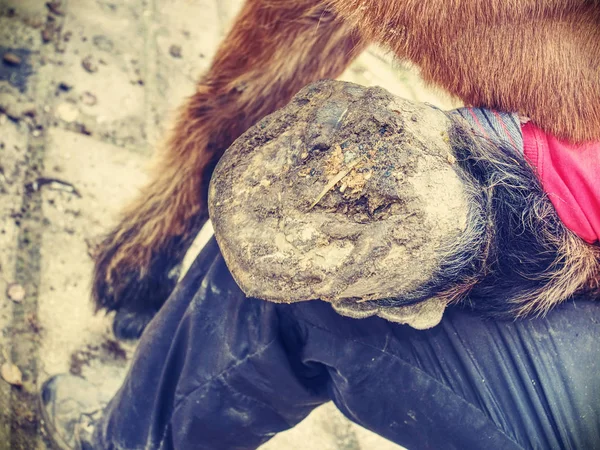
[521,122,600,244]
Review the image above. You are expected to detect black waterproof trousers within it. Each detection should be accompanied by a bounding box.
[94,238,600,449]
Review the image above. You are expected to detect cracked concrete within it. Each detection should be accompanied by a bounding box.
[0,0,457,448]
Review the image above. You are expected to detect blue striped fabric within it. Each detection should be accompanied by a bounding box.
[451,107,523,152]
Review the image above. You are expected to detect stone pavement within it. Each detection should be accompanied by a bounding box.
[0,1,457,449]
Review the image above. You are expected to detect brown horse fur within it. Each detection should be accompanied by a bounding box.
[93,0,600,339]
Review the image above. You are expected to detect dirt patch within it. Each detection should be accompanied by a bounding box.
[69,338,128,376]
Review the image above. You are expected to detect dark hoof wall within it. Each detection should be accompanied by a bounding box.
[112,308,158,340]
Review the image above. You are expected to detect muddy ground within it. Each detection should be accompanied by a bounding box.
[0,1,457,449]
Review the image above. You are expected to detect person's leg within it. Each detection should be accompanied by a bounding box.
[92,239,330,450]
[44,238,599,449]
[289,298,600,449]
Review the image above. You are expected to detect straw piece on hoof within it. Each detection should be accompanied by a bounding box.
[209,80,469,329]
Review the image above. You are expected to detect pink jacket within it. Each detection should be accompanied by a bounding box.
[522,123,600,244]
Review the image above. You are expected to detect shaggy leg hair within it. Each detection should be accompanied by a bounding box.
[372,117,600,317]
[92,2,365,339]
